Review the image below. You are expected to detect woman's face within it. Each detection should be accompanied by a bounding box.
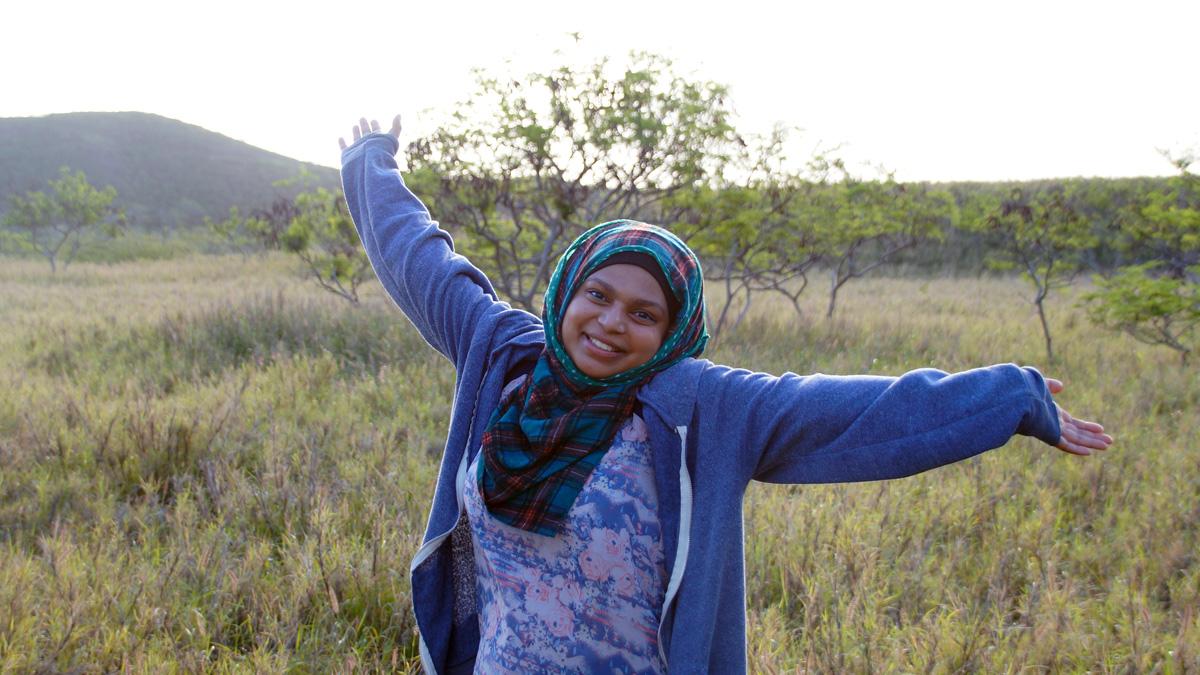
[560,263,670,379]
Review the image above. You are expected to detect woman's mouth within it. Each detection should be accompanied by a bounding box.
[585,334,621,354]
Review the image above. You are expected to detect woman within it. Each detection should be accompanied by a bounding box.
[338,117,1111,674]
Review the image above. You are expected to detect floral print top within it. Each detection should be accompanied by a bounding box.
[464,414,668,674]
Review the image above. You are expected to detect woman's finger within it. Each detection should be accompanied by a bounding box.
[342,115,399,150]
[1046,378,1064,394]
[1059,407,1111,444]
[1057,425,1097,455]
[1072,418,1107,433]
[1065,426,1109,450]
[1060,419,1112,451]
[1057,439,1093,456]
[1056,425,1091,454]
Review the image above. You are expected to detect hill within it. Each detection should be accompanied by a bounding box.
[0,112,340,229]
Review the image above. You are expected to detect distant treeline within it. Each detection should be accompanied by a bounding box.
[0,113,1177,280]
[879,175,1171,273]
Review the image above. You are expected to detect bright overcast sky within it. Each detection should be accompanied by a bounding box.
[4,0,1197,183]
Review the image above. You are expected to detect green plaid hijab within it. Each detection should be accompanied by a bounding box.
[478,220,709,536]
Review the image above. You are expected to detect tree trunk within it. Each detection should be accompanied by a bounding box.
[1035,297,1054,362]
[826,267,841,319]
[730,288,753,334]
[712,274,739,340]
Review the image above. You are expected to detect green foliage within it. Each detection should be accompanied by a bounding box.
[2,167,126,272]
[1082,156,1200,364]
[1083,263,1199,363]
[1127,154,1199,276]
[1057,175,1146,270]
[671,144,955,333]
[207,184,372,305]
[669,127,822,336]
[406,51,740,310]
[204,206,264,258]
[0,227,35,255]
[283,188,372,305]
[804,164,954,319]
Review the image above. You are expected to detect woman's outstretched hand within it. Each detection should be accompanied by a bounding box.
[338,115,402,151]
[1046,378,1113,456]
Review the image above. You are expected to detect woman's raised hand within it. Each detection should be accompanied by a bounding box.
[338,115,402,151]
[1045,378,1114,456]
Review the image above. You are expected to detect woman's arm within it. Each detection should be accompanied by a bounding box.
[694,363,1110,486]
[339,117,533,366]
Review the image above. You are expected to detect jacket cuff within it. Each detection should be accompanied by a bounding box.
[340,131,400,166]
[1016,366,1061,445]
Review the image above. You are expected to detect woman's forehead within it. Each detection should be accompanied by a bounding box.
[582,265,667,307]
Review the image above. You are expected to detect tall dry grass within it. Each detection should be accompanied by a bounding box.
[0,255,1196,672]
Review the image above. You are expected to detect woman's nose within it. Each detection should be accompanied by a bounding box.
[596,306,625,333]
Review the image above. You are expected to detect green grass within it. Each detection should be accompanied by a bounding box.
[0,255,1196,672]
[0,228,227,267]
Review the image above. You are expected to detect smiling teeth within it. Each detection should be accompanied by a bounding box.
[588,335,617,352]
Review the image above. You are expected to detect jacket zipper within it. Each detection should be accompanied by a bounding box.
[657,424,693,666]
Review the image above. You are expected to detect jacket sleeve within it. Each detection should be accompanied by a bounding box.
[696,363,1062,485]
[340,132,515,366]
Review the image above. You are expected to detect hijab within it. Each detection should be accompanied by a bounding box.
[478,219,708,535]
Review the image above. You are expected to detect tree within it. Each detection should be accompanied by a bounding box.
[1059,176,1148,272]
[1127,153,1199,279]
[208,185,372,305]
[670,136,951,333]
[283,188,373,305]
[2,168,126,272]
[1083,263,1198,364]
[804,164,953,319]
[1082,154,1199,364]
[405,51,740,311]
[968,187,1094,361]
[204,206,266,260]
[668,127,823,337]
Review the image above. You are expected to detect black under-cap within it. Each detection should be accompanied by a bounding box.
[592,250,682,322]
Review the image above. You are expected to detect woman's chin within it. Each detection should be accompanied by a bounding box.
[567,344,626,379]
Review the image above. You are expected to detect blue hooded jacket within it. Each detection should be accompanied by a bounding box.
[340,133,1062,674]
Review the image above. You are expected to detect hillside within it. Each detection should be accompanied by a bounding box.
[0,112,340,228]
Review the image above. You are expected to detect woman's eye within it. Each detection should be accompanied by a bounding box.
[587,289,605,301]
[634,311,656,323]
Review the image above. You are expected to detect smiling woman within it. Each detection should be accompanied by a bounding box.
[337,115,1112,674]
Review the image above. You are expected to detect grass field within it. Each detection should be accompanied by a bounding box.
[1,254,1196,672]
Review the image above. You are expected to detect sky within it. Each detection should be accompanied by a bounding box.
[4,0,1197,183]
